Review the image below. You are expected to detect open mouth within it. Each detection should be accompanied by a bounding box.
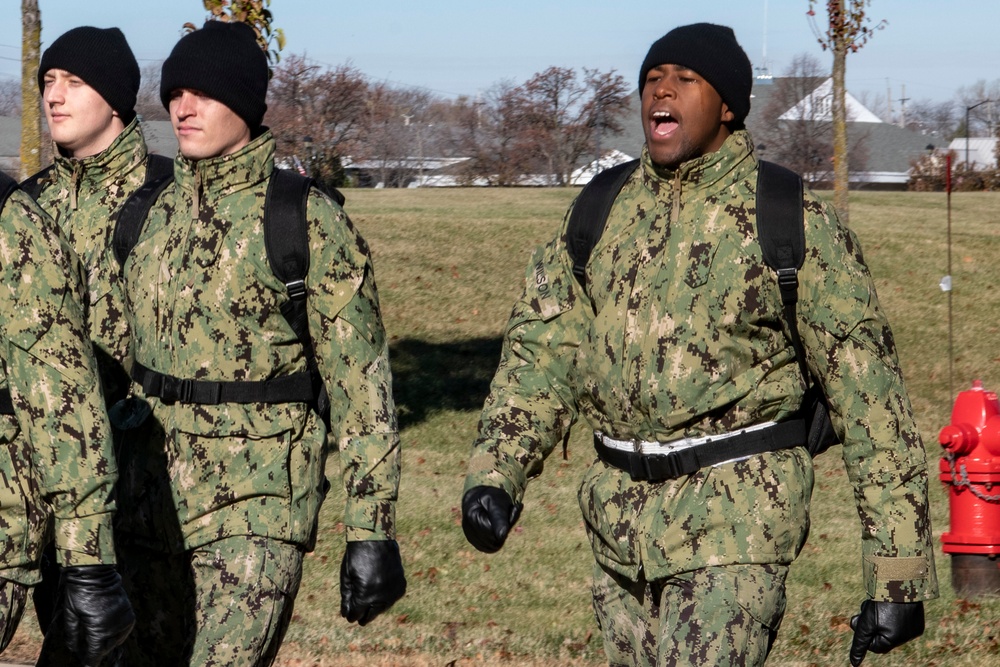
[650,110,678,139]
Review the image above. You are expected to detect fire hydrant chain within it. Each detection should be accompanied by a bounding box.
[945,453,1000,502]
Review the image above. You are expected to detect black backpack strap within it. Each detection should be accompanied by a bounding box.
[0,173,16,414]
[756,159,840,455]
[144,153,174,182]
[0,171,18,215]
[19,165,54,201]
[264,168,331,428]
[566,159,640,290]
[756,160,808,382]
[111,171,174,271]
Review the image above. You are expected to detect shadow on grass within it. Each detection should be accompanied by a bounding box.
[390,336,503,429]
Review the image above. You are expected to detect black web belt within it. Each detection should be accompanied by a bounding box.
[0,389,12,415]
[132,361,315,405]
[594,419,807,482]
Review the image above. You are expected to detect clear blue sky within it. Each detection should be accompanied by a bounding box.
[1,1,996,106]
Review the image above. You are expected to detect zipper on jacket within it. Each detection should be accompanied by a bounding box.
[69,162,81,211]
[671,172,681,223]
[191,165,201,219]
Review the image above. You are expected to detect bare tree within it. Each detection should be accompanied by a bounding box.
[808,0,886,224]
[266,55,368,188]
[511,66,630,185]
[136,63,169,121]
[352,82,423,187]
[0,79,21,117]
[20,0,42,179]
[481,81,541,186]
[756,54,835,185]
[956,80,999,138]
[904,99,957,139]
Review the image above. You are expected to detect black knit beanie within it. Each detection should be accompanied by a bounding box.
[160,21,268,132]
[38,26,139,124]
[638,23,753,126]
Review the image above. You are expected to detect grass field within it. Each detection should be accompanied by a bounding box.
[5,188,1000,666]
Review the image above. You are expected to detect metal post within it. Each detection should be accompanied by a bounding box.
[965,99,991,170]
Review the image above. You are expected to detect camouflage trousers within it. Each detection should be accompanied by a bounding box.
[0,575,28,653]
[116,535,304,667]
[591,561,788,667]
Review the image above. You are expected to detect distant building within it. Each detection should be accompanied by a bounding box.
[746,77,933,188]
[946,137,998,170]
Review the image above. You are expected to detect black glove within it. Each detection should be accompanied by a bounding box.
[849,600,924,666]
[461,485,522,553]
[37,564,135,667]
[339,540,406,626]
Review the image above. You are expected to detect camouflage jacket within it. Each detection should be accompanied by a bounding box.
[0,186,117,571]
[122,131,400,551]
[465,131,937,603]
[30,118,155,403]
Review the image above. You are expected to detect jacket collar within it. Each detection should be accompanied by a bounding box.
[51,116,147,187]
[173,129,275,198]
[640,129,757,196]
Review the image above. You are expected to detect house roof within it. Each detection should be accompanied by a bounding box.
[0,116,19,158]
[946,138,997,169]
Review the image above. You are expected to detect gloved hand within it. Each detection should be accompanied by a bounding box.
[339,540,406,626]
[37,564,135,667]
[461,485,522,553]
[849,599,924,666]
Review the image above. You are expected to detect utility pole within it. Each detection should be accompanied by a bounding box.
[886,79,893,125]
[897,85,909,128]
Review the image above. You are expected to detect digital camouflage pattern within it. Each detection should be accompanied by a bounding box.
[117,535,301,667]
[122,130,400,552]
[0,187,118,568]
[466,130,937,603]
[592,561,787,666]
[30,117,154,403]
[28,117,178,551]
[0,577,28,652]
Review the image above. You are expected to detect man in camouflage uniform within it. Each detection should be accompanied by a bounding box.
[117,21,405,666]
[0,175,134,662]
[24,27,173,640]
[462,23,937,667]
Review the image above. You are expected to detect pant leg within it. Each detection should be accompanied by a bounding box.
[188,535,303,667]
[0,577,27,653]
[591,562,660,667]
[655,563,788,667]
[116,541,195,667]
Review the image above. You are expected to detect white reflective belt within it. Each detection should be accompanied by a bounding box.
[596,421,779,456]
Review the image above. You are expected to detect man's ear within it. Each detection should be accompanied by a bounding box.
[721,102,735,124]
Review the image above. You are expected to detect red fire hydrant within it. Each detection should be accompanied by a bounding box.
[939,380,1000,596]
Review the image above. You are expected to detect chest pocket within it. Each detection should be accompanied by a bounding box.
[190,210,231,269]
[683,239,720,289]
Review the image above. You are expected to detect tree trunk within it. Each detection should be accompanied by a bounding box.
[831,30,850,224]
[20,0,42,180]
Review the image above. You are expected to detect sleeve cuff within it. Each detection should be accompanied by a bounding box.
[863,554,939,602]
[343,498,395,540]
[54,514,117,567]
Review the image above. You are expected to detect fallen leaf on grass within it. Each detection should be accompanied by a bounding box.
[830,615,852,632]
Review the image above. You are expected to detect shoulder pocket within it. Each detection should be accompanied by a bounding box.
[519,242,576,324]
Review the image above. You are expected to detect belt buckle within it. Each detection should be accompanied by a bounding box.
[643,451,684,482]
[160,376,192,404]
[628,453,651,482]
